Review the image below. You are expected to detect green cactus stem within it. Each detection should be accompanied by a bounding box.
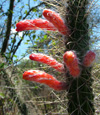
[65,0,95,114]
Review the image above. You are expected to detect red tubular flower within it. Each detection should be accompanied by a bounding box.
[29,53,65,73]
[43,9,70,35]
[83,51,96,67]
[23,70,67,91]
[33,18,57,31]
[63,51,80,77]
[16,20,38,31]
[16,19,57,32]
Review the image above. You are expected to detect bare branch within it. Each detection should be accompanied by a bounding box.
[1,0,14,55]
[23,2,47,19]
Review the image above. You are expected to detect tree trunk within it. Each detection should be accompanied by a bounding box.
[65,0,95,114]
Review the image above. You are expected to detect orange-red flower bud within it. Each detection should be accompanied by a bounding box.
[63,51,80,77]
[29,53,65,73]
[83,51,96,67]
[43,9,70,35]
[23,70,67,91]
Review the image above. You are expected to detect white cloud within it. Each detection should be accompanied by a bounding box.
[11,28,17,34]
[11,28,23,38]
[22,57,29,60]
[18,31,23,37]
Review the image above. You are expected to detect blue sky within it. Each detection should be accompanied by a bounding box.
[13,0,100,62]
[0,0,99,62]
[10,0,44,61]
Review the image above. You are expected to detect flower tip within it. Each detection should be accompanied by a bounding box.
[63,51,75,62]
[16,24,19,32]
[23,70,39,81]
[43,9,70,36]
[16,22,23,32]
[23,71,28,80]
[15,28,19,32]
[29,54,33,60]
[43,9,50,15]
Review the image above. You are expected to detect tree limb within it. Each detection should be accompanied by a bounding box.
[23,2,47,19]
[1,0,14,55]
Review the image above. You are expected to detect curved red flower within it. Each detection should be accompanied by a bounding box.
[29,53,65,73]
[43,9,70,35]
[16,20,38,31]
[16,19,57,32]
[23,70,67,91]
[33,18,57,31]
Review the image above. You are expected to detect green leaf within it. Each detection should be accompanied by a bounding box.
[52,41,56,46]
[47,31,51,34]
[34,86,39,89]
[0,92,5,99]
[15,59,19,62]
[13,55,17,58]
[33,35,36,40]
[21,6,24,8]
[32,8,37,12]
[24,10,27,14]
[19,16,22,20]
[44,35,47,39]
[11,39,16,43]
[7,53,11,57]
[27,40,30,42]
[0,63,4,68]
[24,42,28,44]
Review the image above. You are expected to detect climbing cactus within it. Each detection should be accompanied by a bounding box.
[65,0,95,114]
[16,6,96,114]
